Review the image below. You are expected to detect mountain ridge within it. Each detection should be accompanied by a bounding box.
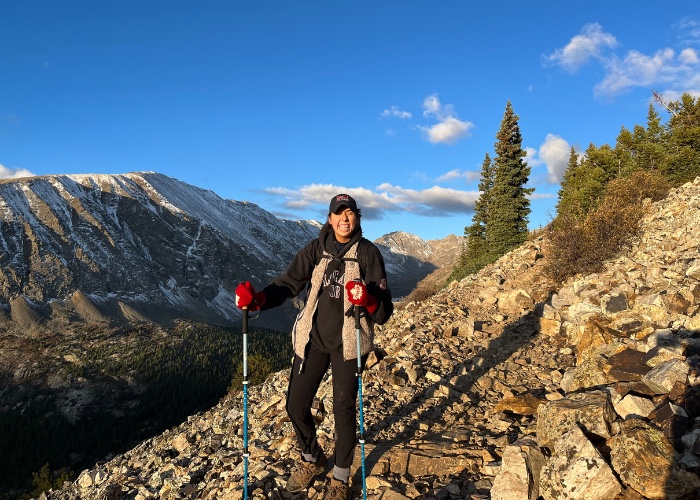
[374,231,461,298]
[0,171,460,334]
[0,171,322,332]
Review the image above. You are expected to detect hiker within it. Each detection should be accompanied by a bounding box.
[235,193,393,499]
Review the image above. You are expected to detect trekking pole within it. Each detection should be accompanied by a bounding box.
[242,306,250,500]
[354,299,367,500]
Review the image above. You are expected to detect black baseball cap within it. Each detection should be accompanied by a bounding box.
[329,193,358,214]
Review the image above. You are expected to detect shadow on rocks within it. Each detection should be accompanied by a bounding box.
[355,305,545,495]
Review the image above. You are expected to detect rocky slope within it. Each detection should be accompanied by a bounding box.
[40,178,700,499]
[375,232,461,298]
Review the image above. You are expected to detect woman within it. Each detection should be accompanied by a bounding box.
[235,193,393,499]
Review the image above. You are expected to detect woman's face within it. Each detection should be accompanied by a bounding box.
[328,208,357,243]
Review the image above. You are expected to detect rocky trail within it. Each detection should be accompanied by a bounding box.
[41,178,700,499]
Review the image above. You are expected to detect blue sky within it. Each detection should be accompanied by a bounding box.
[2,1,699,242]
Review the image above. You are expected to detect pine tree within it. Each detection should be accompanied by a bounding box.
[555,143,614,219]
[646,103,664,142]
[556,146,580,214]
[663,93,700,185]
[624,104,666,173]
[452,153,495,279]
[467,153,493,249]
[485,101,533,256]
[614,126,637,177]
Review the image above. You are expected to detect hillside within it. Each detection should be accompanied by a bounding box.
[40,178,700,499]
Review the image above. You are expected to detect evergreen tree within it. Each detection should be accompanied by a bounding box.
[556,146,581,214]
[587,143,620,180]
[485,101,533,256]
[450,153,495,280]
[555,143,613,219]
[466,153,493,252]
[614,125,637,177]
[624,104,666,173]
[662,93,700,185]
[646,103,664,142]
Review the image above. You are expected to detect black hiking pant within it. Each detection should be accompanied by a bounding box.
[286,343,367,469]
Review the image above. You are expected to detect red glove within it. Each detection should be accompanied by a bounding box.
[235,281,266,311]
[345,280,378,313]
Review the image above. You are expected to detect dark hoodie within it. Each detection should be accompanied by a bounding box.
[261,222,393,353]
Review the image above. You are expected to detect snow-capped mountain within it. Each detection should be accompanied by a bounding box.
[0,172,321,332]
[0,172,461,333]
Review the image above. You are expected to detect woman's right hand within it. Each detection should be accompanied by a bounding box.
[235,281,266,311]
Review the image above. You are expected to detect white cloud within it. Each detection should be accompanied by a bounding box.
[375,183,479,216]
[594,48,679,97]
[538,134,572,184]
[381,94,474,145]
[418,94,474,145]
[661,88,700,101]
[525,147,542,167]
[421,117,473,145]
[0,164,35,179]
[465,171,482,182]
[380,106,412,119]
[422,95,442,117]
[436,169,481,183]
[679,48,699,65]
[437,168,462,182]
[525,136,574,185]
[542,23,618,73]
[265,183,479,219]
[266,184,391,214]
[529,192,557,200]
[436,169,462,182]
[674,17,700,43]
[546,22,700,98]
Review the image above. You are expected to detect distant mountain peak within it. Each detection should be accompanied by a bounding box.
[0,172,320,332]
[374,232,461,297]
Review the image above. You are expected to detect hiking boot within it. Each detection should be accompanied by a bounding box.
[286,454,328,493]
[323,478,350,500]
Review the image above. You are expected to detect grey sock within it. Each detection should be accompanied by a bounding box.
[302,452,317,463]
[333,466,350,483]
